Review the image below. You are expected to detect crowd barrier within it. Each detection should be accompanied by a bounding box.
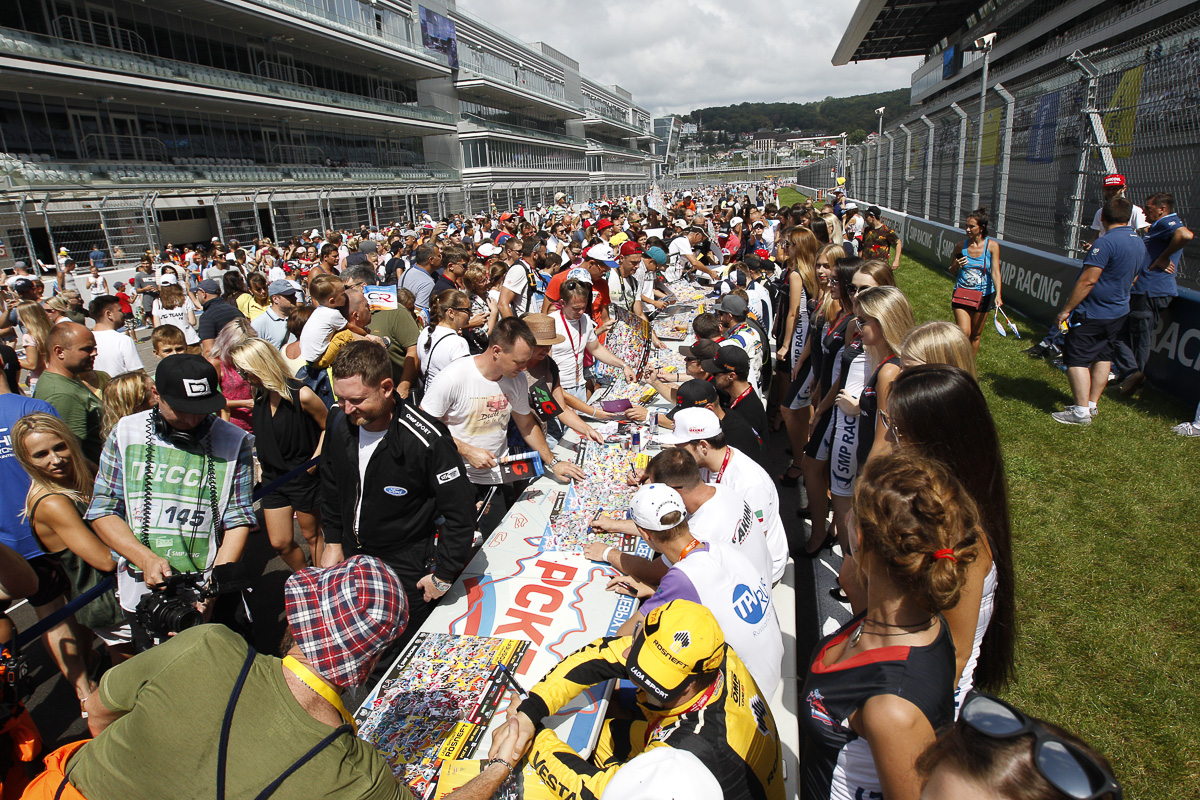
[798,184,1200,409]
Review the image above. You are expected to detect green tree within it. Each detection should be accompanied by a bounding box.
[849,128,867,145]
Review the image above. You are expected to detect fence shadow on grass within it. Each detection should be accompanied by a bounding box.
[981,372,1066,413]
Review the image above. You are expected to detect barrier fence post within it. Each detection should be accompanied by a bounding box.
[884,130,896,211]
[950,103,969,227]
[899,124,912,214]
[141,191,159,255]
[994,84,1015,240]
[921,115,935,220]
[17,195,38,275]
[41,193,58,267]
[97,196,115,271]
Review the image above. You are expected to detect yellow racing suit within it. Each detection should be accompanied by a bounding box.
[516,635,784,800]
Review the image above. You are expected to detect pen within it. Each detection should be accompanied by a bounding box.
[497,664,528,700]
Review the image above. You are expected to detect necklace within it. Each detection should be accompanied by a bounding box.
[849,615,935,648]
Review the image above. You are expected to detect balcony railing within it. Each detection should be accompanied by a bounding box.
[0,26,454,127]
[459,114,588,149]
[457,48,567,105]
[241,0,448,67]
[586,139,656,160]
[51,15,147,54]
[80,133,169,163]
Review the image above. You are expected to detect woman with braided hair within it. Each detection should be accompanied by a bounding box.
[415,288,471,393]
[800,452,982,800]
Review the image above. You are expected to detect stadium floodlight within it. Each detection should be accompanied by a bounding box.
[874,107,886,116]
[974,32,997,50]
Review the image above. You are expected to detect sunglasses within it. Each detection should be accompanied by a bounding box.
[845,284,863,296]
[879,409,898,438]
[450,306,471,313]
[960,691,1122,800]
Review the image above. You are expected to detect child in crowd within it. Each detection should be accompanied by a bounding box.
[113,282,137,342]
[298,274,373,366]
[396,287,418,317]
[150,324,187,360]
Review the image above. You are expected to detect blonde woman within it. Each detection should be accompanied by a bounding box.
[821,212,845,246]
[42,295,72,326]
[13,414,134,699]
[900,321,977,377]
[229,337,327,570]
[852,286,915,465]
[101,371,157,439]
[774,226,820,485]
[151,279,201,351]
[210,318,256,433]
[15,302,52,393]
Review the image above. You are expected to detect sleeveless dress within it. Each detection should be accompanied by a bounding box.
[800,613,957,800]
[857,354,899,464]
[953,237,996,311]
[28,494,124,632]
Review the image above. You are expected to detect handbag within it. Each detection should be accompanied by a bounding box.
[952,287,984,309]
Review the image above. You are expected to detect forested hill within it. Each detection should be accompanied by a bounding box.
[686,89,910,138]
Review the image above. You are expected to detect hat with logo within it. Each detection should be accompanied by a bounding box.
[285,555,408,689]
[566,266,593,285]
[702,345,750,378]
[867,205,883,218]
[657,407,722,445]
[268,279,297,298]
[676,338,719,362]
[601,749,723,800]
[630,484,688,532]
[155,354,227,414]
[666,379,719,421]
[626,600,725,703]
[729,216,744,228]
[713,294,748,317]
[12,278,34,294]
[197,279,221,294]
[751,220,765,229]
[477,243,502,258]
[585,243,619,269]
[522,313,566,345]
[619,241,643,257]
[644,246,668,266]
[1104,173,1126,188]
[594,218,615,233]
[684,226,706,237]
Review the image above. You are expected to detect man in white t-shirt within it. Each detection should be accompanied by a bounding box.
[1085,173,1148,247]
[498,238,539,319]
[665,227,707,283]
[659,407,787,583]
[614,483,783,699]
[421,316,586,493]
[587,447,773,586]
[89,294,144,376]
[549,277,636,400]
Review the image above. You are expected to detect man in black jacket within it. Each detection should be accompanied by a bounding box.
[319,340,475,636]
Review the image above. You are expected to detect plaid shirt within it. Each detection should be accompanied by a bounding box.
[87,429,256,532]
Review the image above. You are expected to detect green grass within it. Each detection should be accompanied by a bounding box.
[777,187,810,208]
[894,255,1200,798]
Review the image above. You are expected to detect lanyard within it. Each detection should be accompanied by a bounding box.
[714,447,732,484]
[558,310,585,383]
[730,385,753,409]
[678,538,704,561]
[282,656,357,732]
[643,670,724,746]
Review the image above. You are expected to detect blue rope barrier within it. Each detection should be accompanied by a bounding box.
[253,457,321,502]
[13,577,115,649]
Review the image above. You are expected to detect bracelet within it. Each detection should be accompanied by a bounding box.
[487,757,514,775]
[602,546,614,563]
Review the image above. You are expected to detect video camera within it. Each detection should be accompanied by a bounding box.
[134,563,252,644]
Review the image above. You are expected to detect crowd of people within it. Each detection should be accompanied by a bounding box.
[0,184,1125,800]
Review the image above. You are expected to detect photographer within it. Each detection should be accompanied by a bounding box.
[24,556,530,800]
[86,354,254,650]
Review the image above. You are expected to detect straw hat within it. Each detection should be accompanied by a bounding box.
[523,314,565,345]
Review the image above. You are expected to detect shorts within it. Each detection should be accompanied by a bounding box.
[804,407,835,461]
[951,292,996,313]
[1063,317,1124,368]
[829,409,861,498]
[784,361,814,410]
[26,555,70,608]
[259,471,321,513]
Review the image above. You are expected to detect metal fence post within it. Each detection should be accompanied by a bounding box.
[40,193,59,270]
[899,125,913,214]
[950,103,969,227]
[884,131,896,210]
[142,191,159,254]
[920,116,935,220]
[874,136,883,206]
[97,197,115,267]
[213,191,226,244]
[251,190,263,240]
[17,195,38,275]
[993,84,1015,240]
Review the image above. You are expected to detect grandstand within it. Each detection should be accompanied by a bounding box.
[810,0,1200,284]
[0,0,660,270]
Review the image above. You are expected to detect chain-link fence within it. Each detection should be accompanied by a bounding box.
[799,12,1200,287]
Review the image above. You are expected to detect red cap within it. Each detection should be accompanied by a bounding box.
[754,248,771,259]
[1103,174,1125,188]
[499,211,514,221]
[619,241,643,257]
[595,218,614,232]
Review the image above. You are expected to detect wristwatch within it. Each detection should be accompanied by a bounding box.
[548,457,563,469]
[430,575,452,594]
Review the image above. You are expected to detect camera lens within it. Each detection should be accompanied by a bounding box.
[159,603,203,634]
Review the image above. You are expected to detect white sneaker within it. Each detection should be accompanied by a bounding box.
[1173,422,1200,437]
[1062,405,1098,417]
[1051,409,1092,426]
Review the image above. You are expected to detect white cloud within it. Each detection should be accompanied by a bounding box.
[455,0,923,116]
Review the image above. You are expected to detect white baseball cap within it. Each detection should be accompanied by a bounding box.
[477,243,502,257]
[566,267,593,285]
[657,407,722,445]
[584,243,618,269]
[730,216,744,227]
[602,748,722,800]
[630,484,688,532]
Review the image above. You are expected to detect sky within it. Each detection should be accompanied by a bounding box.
[455,0,923,117]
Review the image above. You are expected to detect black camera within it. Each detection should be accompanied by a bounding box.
[134,564,252,644]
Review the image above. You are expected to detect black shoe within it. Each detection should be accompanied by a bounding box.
[796,505,811,519]
[775,465,802,487]
[1025,343,1047,358]
[830,587,849,603]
